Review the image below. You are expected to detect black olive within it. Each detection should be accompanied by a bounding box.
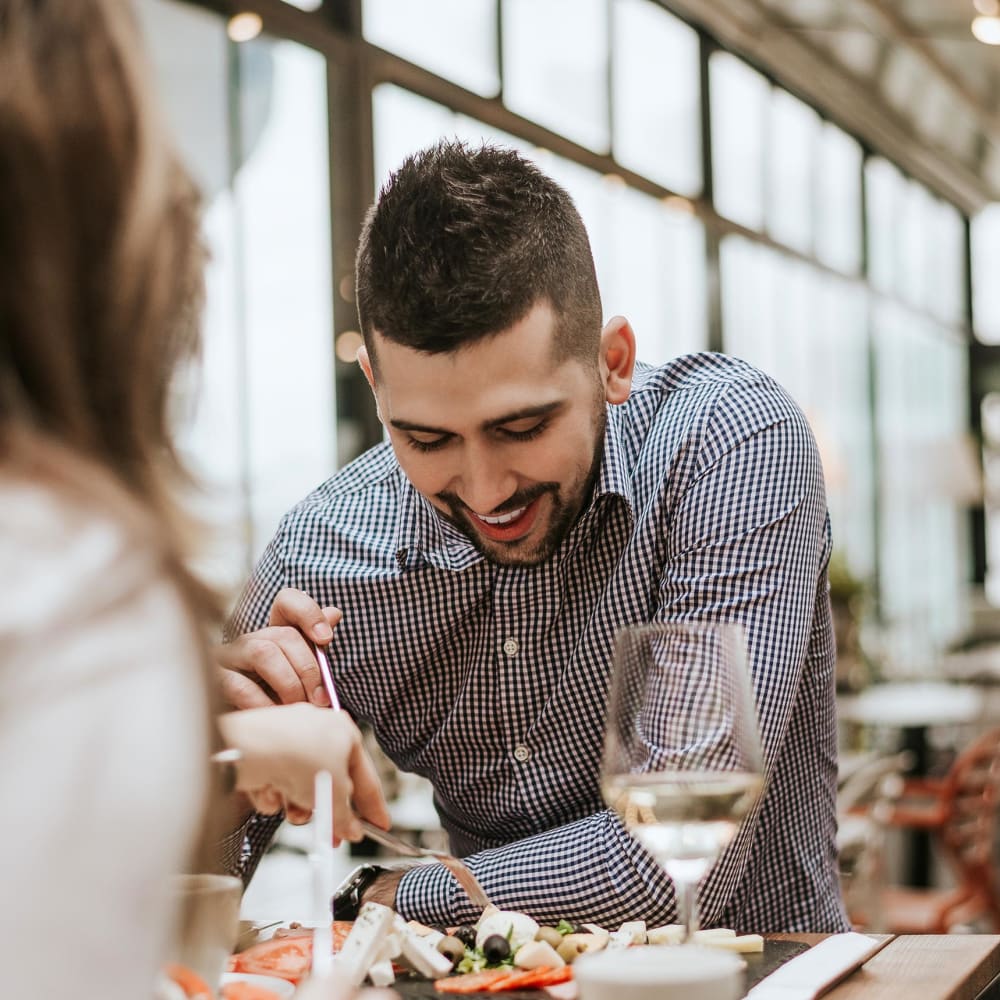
[482,933,511,964]
[453,925,478,949]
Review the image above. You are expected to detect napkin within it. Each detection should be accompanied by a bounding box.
[744,932,891,1000]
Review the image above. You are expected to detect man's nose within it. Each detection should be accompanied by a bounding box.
[454,444,517,516]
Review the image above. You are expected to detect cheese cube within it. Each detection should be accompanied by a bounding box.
[334,902,396,986]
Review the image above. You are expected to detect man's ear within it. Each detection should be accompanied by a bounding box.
[356,346,383,423]
[599,316,636,405]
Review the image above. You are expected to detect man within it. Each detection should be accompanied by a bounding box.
[219,141,848,932]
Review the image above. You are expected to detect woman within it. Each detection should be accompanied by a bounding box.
[0,1,387,996]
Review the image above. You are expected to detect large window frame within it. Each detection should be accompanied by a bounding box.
[164,0,980,659]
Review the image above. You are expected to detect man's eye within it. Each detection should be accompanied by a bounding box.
[500,420,548,442]
[407,435,449,453]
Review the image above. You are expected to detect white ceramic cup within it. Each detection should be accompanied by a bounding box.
[574,945,745,1000]
[166,873,242,989]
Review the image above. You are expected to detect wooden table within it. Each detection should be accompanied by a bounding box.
[773,934,1000,999]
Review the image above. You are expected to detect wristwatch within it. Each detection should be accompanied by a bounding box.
[332,863,387,920]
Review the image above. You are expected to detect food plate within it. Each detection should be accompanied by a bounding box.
[220,971,296,998]
[388,939,811,999]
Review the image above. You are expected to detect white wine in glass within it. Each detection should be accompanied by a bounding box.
[601,622,764,942]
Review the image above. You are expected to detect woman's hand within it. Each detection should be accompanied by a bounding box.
[218,702,390,842]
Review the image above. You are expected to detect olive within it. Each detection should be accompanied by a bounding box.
[535,926,563,948]
[437,935,466,968]
[453,925,477,949]
[556,937,589,964]
[482,933,511,964]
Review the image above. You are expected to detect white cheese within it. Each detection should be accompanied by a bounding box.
[607,920,646,948]
[334,902,396,986]
[646,924,684,946]
[476,911,541,954]
[692,928,737,942]
[373,930,403,965]
[367,959,397,987]
[701,933,764,953]
[395,915,455,978]
[513,940,566,969]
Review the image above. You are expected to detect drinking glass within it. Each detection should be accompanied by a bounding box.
[601,622,764,942]
[166,873,242,989]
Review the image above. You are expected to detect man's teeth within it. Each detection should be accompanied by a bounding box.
[476,506,527,526]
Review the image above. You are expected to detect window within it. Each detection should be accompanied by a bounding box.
[972,204,1000,344]
[814,122,862,275]
[502,0,610,152]
[363,0,499,97]
[611,0,701,196]
[766,88,819,254]
[142,1,335,589]
[710,53,768,230]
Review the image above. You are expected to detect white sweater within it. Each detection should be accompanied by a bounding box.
[0,478,208,998]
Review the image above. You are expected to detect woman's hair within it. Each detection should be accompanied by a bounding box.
[0,0,214,600]
[0,0,203,497]
[0,0,225,860]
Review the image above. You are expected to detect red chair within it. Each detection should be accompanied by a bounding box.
[875,728,1000,933]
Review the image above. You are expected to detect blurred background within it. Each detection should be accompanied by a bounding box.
[134,0,1000,929]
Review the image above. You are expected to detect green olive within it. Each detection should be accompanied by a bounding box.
[556,938,587,963]
[436,935,466,967]
[536,926,564,948]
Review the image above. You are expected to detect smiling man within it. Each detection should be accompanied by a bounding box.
[359,299,620,568]
[219,141,848,934]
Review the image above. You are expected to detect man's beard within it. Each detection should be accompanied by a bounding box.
[436,409,607,568]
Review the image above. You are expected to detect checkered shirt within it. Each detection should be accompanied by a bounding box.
[226,353,849,933]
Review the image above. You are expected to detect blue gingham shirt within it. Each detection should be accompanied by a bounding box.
[228,354,849,933]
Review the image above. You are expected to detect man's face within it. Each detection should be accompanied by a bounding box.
[362,303,616,567]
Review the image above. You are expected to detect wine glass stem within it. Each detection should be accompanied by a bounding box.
[679,878,700,942]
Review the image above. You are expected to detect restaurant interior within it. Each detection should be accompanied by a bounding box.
[139,0,1000,949]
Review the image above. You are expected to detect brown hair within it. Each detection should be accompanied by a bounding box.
[0,0,224,863]
[356,140,603,374]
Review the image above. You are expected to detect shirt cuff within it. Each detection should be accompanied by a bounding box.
[395,861,482,926]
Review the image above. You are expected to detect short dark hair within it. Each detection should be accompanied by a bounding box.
[356,141,602,372]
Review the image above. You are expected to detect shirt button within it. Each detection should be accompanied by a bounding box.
[502,638,519,658]
[513,745,531,763]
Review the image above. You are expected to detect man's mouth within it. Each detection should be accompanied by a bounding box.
[475,507,527,526]
[468,496,543,542]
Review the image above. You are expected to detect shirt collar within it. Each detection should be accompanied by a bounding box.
[394,405,634,571]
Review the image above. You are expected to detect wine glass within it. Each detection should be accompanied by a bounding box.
[601,621,764,942]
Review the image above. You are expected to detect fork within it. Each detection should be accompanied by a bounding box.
[359,820,493,911]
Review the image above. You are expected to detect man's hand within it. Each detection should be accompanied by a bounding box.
[217,588,343,709]
[361,868,407,909]
[218,702,391,843]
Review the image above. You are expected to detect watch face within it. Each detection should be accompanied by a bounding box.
[332,864,382,920]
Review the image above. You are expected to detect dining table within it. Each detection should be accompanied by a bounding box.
[771,933,1000,999]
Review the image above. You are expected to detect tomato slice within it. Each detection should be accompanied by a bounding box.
[220,982,287,1000]
[164,962,214,999]
[229,923,353,985]
[435,969,519,993]
[230,937,311,985]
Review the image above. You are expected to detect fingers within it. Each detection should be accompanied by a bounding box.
[270,588,343,644]
[285,802,314,825]
[247,785,285,815]
[217,667,278,710]
[215,626,329,707]
[348,743,391,832]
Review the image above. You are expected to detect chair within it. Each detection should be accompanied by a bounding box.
[874,728,1000,933]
